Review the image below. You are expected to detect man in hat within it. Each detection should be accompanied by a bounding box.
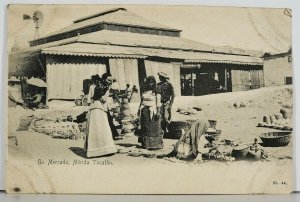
[156,72,175,134]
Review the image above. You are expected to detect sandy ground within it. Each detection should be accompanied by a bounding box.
[6,85,294,193]
[7,85,293,163]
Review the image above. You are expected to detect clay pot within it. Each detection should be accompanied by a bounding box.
[121,109,131,117]
[269,114,276,124]
[122,98,129,104]
[280,108,292,119]
[122,124,135,130]
[263,116,270,124]
[275,113,283,120]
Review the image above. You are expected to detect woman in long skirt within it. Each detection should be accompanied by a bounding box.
[85,77,117,158]
[138,76,163,150]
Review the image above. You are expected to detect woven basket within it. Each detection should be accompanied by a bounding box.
[259,131,291,147]
[167,120,197,139]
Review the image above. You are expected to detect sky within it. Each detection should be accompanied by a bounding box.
[7,4,292,54]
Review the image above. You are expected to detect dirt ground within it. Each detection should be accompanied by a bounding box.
[7,85,293,164]
[6,85,294,194]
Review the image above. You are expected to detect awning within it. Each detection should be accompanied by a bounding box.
[135,47,263,65]
[40,42,263,65]
[183,54,263,65]
[42,43,146,59]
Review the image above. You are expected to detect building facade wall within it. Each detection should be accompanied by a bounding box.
[144,60,181,96]
[46,55,107,100]
[264,54,292,86]
[108,58,140,90]
[231,66,264,92]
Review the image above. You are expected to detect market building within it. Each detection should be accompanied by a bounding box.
[9,8,265,102]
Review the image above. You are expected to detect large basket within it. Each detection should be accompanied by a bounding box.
[259,131,291,147]
[166,120,197,139]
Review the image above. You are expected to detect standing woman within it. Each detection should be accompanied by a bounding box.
[86,74,100,105]
[138,76,163,150]
[84,73,117,158]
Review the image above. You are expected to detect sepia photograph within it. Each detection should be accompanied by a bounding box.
[6,4,293,194]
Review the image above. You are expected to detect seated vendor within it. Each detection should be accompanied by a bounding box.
[197,134,218,159]
[27,91,45,108]
[165,119,213,160]
[8,81,23,107]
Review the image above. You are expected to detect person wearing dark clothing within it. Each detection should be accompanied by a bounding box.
[156,72,175,134]
[138,76,163,149]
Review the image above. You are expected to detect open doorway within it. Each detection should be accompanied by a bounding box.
[180,64,231,96]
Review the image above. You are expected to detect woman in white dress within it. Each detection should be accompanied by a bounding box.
[86,75,100,105]
[84,74,117,158]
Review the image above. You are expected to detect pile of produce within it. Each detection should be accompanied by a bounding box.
[32,118,82,140]
[202,138,268,161]
[257,108,293,131]
[176,107,198,116]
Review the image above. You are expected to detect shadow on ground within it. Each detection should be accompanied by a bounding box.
[69,147,117,159]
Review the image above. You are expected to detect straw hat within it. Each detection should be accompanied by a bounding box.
[158,72,169,79]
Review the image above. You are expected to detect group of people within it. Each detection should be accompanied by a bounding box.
[84,72,175,158]
[84,71,214,161]
[137,74,218,160]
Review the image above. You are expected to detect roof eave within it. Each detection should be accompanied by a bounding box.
[29,22,181,44]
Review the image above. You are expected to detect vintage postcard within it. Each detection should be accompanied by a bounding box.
[6,4,293,194]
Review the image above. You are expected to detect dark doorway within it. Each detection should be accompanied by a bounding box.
[180,64,231,96]
[180,67,210,96]
[180,68,193,95]
[194,73,209,96]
